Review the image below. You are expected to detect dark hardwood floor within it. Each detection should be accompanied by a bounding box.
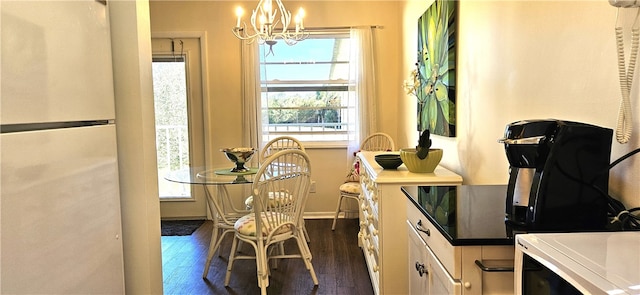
[162,218,374,295]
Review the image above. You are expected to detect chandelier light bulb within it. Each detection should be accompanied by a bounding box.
[263,2,270,21]
[259,14,266,33]
[297,8,305,29]
[294,15,301,33]
[235,7,244,28]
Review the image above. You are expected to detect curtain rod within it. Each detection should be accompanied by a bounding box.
[303,25,383,31]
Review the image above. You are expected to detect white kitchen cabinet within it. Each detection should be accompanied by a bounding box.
[357,151,463,295]
[427,241,462,295]
[404,185,515,295]
[408,219,464,295]
[408,221,430,294]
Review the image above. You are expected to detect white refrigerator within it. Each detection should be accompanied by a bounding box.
[1,1,125,293]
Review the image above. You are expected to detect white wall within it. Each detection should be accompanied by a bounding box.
[150,0,640,214]
[149,0,403,216]
[402,0,640,208]
[110,1,164,293]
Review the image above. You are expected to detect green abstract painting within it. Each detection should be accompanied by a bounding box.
[416,0,456,137]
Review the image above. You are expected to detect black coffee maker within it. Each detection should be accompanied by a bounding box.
[500,119,613,236]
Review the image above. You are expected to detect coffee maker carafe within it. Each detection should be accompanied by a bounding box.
[500,119,612,236]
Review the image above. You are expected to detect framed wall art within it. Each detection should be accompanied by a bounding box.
[416,0,456,137]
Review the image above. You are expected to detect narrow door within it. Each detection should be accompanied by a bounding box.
[152,37,207,219]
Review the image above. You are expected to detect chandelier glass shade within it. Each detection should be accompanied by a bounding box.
[232,0,308,46]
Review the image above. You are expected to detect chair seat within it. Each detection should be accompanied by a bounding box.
[244,191,293,209]
[339,182,361,195]
[224,149,318,293]
[235,212,293,237]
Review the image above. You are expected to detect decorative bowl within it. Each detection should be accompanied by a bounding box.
[374,154,403,169]
[221,147,256,172]
[399,148,443,173]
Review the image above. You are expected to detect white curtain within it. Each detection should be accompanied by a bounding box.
[346,26,378,166]
[241,41,262,166]
[240,41,261,198]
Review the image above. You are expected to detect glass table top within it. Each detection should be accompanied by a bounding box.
[164,166,258,185]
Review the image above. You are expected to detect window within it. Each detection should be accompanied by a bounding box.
[152,55,191,199]
[260,32,355,144]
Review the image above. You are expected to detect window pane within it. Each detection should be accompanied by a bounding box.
[265,91,343,124]
[261,37,351,81]
[152,58,191,198]
[260,32,354,143]
[263,63,336,81]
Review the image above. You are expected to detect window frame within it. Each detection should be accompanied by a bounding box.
[152,53,194,200]
[259,31,355,147]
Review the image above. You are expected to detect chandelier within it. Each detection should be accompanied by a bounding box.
[232,0,308,49]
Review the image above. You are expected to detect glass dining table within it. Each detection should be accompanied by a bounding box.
[164,166,258,278]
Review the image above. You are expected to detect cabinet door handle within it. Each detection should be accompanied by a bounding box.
[415,220,430,236]
[415,261,428,277]
[474,260,515,272]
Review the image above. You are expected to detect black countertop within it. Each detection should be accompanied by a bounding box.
[402,185,514,246]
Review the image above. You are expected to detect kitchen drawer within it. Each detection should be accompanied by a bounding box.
[361,196,377,223]
[407,199,462,279]
[408,216,462,295]
[360,229,380,290]
[361,208,379,250]
[360,173,379,214]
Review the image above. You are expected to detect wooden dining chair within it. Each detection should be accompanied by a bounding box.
[245,135,311,242]
[224,149,318,294]
[332,132,395,230]
[259,136,305,163]
[359,132,395,152]
[244,135,305,208]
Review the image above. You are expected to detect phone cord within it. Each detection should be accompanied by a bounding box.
[615,26,638,144]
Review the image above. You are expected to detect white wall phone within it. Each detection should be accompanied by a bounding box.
[611,0,639,143]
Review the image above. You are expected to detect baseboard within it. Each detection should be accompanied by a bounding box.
[303,211,359,219]
[162,212,359,221]
[160,217,207,221]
